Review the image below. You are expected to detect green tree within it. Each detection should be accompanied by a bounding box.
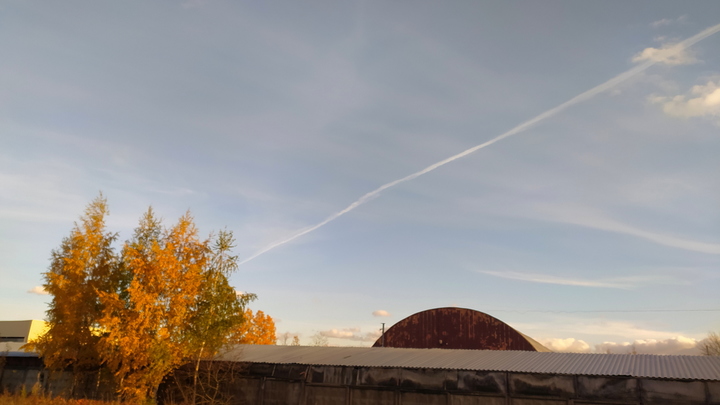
[185,231,255,357]
[183,230,256,404]
[27,195,118,395]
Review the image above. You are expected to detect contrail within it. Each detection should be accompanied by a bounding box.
[239,23,720,266]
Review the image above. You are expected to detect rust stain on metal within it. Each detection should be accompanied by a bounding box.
[373,307,543,351]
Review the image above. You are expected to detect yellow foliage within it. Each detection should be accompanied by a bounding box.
[235,309,277,345]
[30,195,117,376]
[36,197,277,403]
[99,211,209,402]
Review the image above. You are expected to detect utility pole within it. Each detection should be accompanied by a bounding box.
[381,323,385,347]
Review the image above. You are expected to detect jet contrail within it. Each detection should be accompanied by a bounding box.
[239,23,720,266]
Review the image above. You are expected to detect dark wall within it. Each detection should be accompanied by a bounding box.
[0,355,114,399]
[4,355,719,405]
[230,362,720,405]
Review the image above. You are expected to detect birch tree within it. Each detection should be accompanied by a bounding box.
[29,195,118,394]
[99,210,212,401]
[33,197,269,403]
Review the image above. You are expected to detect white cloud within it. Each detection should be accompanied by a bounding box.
[320,328,381,342]
[542,338,592,353]
[650,81,720,121]
[27,286,48,295]
[517,317,704,343]
[477,270,672,289]
[322,328,359,338]
[372,310,391,317]
[596,336,701,355]
[542,336,702,355]
[632,43,698,65]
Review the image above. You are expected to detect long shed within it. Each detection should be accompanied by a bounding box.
[218,344,720,405]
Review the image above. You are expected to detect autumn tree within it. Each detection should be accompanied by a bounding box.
[32,197,268,403]
[184,231,256,357]
[97,209,203,400]
[28,195,119,395]
[234,309,276,345]
[98,210,255,402]
[183,231,257,404]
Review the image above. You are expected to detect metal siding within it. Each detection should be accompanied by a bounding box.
[223,345,720,381]
[373,308,546,351]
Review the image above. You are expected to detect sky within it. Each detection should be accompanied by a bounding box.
[1,1,719,355]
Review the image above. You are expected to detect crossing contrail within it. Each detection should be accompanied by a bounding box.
[239,23,720,266]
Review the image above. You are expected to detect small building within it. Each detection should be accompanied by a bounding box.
[0,320,47,352]
[0,320,46,393]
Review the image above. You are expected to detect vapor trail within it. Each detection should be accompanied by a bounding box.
[239,23,720,266]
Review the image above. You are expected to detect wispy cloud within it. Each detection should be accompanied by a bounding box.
[534,204,720,255]
[519,317,705,343]
[238,23,720,265]
[0,164,87,223]
[27,286,48,295]
[320,327,381,342]
[650,80,720,121]
[651,15,688,28]
[476,270,665,289]
[372,310,391,317]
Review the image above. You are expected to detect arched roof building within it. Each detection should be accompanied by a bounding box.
[372,307,550,351]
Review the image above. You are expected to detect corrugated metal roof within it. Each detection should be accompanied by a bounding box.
[221,345,720,381]
[4,351,39,358]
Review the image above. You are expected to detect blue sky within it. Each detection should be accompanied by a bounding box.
[1,1,719,354]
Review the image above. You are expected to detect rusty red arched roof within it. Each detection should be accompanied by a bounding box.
[373,307,550,352]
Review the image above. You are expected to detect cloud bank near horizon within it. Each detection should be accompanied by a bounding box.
[542,335,706,355]
[320,328,381,342]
